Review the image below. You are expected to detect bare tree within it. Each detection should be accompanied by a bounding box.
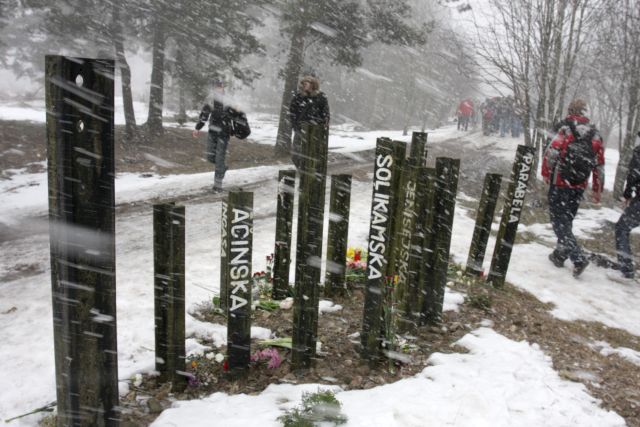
[473,0,601,173]
[601,0,640,198]
[473,0,535,147]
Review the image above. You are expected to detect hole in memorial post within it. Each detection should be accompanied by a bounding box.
[75,74,84,87]
[77,120,85,133]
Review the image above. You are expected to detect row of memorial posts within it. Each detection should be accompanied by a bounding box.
[46,55,534,425]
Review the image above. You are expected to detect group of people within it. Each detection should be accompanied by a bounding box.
[192,75,329,192]
[542,98,640,280]
[480,96,523,138]
[194,81,639,281]
[455,96,523,138]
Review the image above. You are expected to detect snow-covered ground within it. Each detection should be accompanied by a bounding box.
[0,104,638,426]
[153,328,623,427]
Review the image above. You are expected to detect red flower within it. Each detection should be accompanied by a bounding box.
[223,360,229,371]
[354,250,361,262]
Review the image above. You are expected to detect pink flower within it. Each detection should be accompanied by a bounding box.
[251,348,282,369]
[265,349,282,369]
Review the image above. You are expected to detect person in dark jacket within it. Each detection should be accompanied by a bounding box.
[497,97,511,137]
[480,98,495,136]
[288,75,330,169]
[615,131,640,279]
[192,80,236,192]
[541,99,605,277]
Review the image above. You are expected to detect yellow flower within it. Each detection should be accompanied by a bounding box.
[346,247,355,260]
[191,360,198,369]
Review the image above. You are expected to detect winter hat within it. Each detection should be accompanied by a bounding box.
[568,99,587,116]
[213,79,225,88]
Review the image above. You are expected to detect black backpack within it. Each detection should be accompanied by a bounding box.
[227,108,251,139]
[559,122,597,185]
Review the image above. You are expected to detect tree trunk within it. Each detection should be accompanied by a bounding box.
[179,86,186,123]
[532,98,546,175]
[546,0,566,125]
[617,0,632,151]
[176,48,187,125]
[524,1,534,149]
[614,77,640,198]
[112,4,136,140]
[531,0,555,174]
[420,98,428,132]
[554,0,580,121]
[147,22,166,135]
[274,24,307,154]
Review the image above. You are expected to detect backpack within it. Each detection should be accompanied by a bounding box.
[559,122,597,185]
[228,108,251,139]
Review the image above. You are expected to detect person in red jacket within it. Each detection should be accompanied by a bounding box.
[541,99,605,277]
[457,99,474,131]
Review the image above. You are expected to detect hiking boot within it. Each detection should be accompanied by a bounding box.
[212,185,224,194]
[548,252,565,268]
[573,259,590,278]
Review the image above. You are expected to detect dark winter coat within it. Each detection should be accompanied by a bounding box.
[288,91,330,132]
[195,100,234,135]
[623,143,640,200]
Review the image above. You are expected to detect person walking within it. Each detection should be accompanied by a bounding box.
[542,99,605,277]
[480,98,496,136]
[615,131,640,280]
[511,103,523,138]
[288,75,330,170]
[456,99,474,131]
[192,80,250,192]
[498,97,511,138]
